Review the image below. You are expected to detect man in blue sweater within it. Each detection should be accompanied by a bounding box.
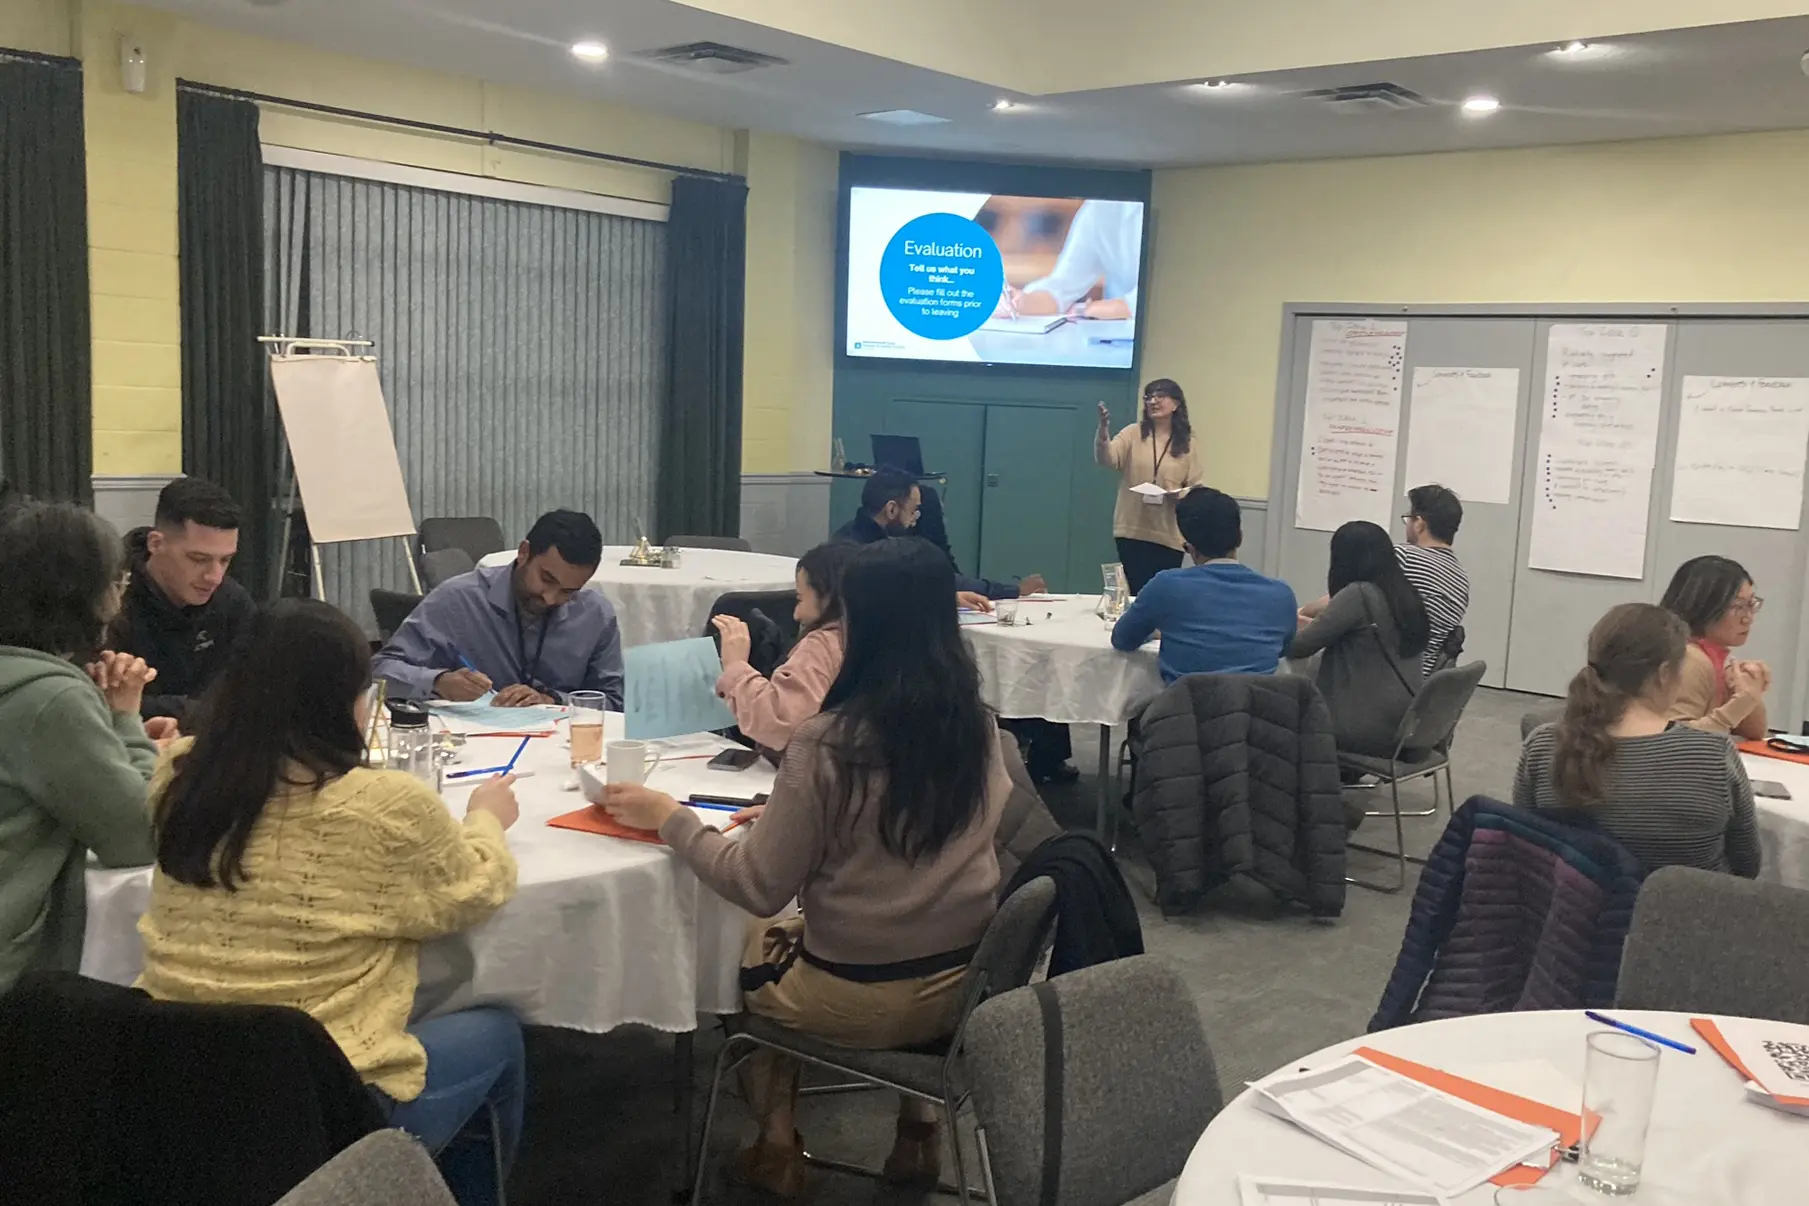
[1111,487,1298,682]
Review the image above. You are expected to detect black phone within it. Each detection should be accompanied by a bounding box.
[1754,779,1793,800]
[707,748,761,772]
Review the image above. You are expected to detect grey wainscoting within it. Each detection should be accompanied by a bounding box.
[92,475,178,536]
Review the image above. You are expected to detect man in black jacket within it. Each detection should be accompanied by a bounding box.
[108,477,254,724]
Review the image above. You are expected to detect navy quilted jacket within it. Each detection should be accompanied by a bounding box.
[1369,797,1647,1031]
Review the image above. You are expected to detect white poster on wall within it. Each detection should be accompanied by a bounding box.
[1670,376,1809,530]
[1295,318,1408,532]
[1402,366,1521,506]
[1526,323,1667,579]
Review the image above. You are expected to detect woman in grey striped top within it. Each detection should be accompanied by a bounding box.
[1515,602,1759,877]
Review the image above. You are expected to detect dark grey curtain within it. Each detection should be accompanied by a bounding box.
[178,89,274,596]
[0,54,91,502]
[656,175,747,539]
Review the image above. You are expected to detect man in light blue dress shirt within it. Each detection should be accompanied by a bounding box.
[373,509,624,709]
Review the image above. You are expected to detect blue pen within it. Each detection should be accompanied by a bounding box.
[447,736,532,781]
[500,736,530,775]
[1584,1010,1697,1054]
[687,800,743,814]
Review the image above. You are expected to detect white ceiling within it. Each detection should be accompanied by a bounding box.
[141,0,1809,167]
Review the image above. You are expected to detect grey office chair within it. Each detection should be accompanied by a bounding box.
[274,1132,455,1206]
[664,534,753,552]
[1521,704,1564,740]
[418,516,506,564]
[1617,866,1809,1025]
[370,589,424,642]
[964,956,1222,1206]
[690,878,1059,1205]
[420,547,476,589]
[1343,660,1488,893]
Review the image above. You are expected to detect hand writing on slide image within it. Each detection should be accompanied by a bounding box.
[956,591,994,614]
[434,668,493,702]
[466,774,520,830]
[602,783,682,831]
[711,615,753,669]
[993,284,1022,319]
[84,651,157,715]
[493,684,554,708]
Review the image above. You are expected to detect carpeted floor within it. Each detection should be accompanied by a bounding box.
[505,686,1552,1206]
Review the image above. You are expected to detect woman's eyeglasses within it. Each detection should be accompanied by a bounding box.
[1730,596,1765,617]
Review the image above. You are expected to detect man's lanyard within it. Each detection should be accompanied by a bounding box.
[515,607,551,693]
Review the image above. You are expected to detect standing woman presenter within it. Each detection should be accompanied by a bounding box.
[1095,378,1207,594]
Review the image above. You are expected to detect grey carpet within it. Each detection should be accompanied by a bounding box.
[506,685,1550,1204]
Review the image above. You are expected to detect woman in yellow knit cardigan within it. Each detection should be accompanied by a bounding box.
[138,599,520,1206]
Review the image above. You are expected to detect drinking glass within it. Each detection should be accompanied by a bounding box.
[1576,1030,1661,1195]
[996,598,1021,626]
[568,691,607,767]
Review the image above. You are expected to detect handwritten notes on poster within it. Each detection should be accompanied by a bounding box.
[1526,324,1667,579]
[1402,367,1521,506]
[1670,376,1809,530]
[1295,319,1408,532]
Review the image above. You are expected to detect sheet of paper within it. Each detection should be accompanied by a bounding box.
[1402,367,1521,506]
[1712,1018,1809,1103]
[623,637,736,740]
[1129,481,1170,498]
[427,695,566,734]
[1236,1174,1450,1206]
[1255,1057,1559,1198]
[1670,375,1809,529]
[1527,323,1667,579]
[981,315,1066,335]
[958,611,999,626]
[1295,319,1408,532]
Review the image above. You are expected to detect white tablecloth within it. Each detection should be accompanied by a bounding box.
[479,546,799,648]
[962,596,1162,727]
[83,715,773,1034]
[1173,1009,1809,1205]
[1738,751,1809,890]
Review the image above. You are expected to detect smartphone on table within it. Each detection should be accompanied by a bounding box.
[707,747,761,772]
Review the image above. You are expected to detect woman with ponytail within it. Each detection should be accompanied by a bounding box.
[1514,602,1758,877]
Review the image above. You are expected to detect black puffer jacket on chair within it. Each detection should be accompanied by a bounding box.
[1130,673,1346,918]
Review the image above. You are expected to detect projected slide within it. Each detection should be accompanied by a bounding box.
[844,186,1144,370]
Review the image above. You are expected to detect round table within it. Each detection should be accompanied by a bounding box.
[82,714,772,1034]
[961,594,1163,832]
[479,546,799,648]
[1173,1009,1809,1205]
[1737,750,1809,890]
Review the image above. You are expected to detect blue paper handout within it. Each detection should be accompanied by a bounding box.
[624,637,737,740]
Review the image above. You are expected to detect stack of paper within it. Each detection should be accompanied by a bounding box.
[427,695,566,735]
[1694,1017,1809,1115]
[1236,1176,1449,1206]
[1253,1057,1560,1199]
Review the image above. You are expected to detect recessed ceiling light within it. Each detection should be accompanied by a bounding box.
[1200,79,1231,89]
[570,41,609,63]
[992,98,1017,112]
[1555,41,1590,55]
[859,109,951,127]
[1461,95,1501,114]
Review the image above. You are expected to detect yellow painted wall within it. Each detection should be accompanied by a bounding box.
[1143,126,1809,498]
[53,0,832,475]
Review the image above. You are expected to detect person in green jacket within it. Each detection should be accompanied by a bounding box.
[0,501,167,995]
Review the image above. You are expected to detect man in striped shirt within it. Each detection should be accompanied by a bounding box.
[1300,484,1470,678]
[1396,484,1470,677]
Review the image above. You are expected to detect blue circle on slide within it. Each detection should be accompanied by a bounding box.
[878,213,1004,340]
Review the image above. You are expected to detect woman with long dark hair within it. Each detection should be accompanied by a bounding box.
[139,599,522,1206]
[713,540,856,752]
[1095,377,1208,593]
[0,502,161,996]
[1659,554,1770,739]
[1287,520,1430,757]
[605,539,1009,1198]
[1516,602,1757,876]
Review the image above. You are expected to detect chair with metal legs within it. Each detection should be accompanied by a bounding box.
[1343,660,1487,894]
[688,878,1059,1205]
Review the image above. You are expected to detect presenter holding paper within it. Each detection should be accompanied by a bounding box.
[1096,379,1207,594]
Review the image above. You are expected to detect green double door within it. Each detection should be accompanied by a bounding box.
[882,399,1078,589]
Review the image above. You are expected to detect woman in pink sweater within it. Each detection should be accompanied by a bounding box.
[712,541,854,752]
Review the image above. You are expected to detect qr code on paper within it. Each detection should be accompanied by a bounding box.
[1759,1039,1809,1084]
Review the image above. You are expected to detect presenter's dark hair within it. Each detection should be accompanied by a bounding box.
[525,509,603,568]
[155,599,371,890]
[0,501,124,660]
[860,469,917,516]
[1407,484,1463,544]
[1139,378,1193,456]
[155,477,241,532]
[1327,520,1429,659]
[795,541,856,633]
[1660,555,1752,637]
[820,539,993,863]
[1175,488,1241,561]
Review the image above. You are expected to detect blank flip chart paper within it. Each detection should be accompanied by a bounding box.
[1402,366,1520,507]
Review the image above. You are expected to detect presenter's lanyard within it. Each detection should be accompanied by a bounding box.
[1150,436,1173,485]
[515,607,551,693]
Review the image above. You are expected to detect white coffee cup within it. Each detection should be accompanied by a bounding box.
[605,739,660,786]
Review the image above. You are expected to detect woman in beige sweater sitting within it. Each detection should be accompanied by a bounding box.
[1659,555,1770,739]
[605,538,1009,1199]
[139,600,520,1206]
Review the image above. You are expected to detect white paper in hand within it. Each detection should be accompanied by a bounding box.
[1130,481,1169,506]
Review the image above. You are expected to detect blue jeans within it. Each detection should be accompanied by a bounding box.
[379,1007,526,1206]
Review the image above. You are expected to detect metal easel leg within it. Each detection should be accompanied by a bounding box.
[310,544,326,602]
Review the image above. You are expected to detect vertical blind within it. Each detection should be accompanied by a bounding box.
[263,166,668,628]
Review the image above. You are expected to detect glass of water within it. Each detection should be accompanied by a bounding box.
[567,690,607,767]
[1577,1030,1661,1195]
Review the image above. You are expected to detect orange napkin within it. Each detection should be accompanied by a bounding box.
[1354,1046,1586,1188]
[548,804,664,844]
[1738,739,1809,767]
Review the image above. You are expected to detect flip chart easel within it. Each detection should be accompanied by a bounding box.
[261,336,423,601]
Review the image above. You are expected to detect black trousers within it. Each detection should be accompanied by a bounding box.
[1115,537,1184,595]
